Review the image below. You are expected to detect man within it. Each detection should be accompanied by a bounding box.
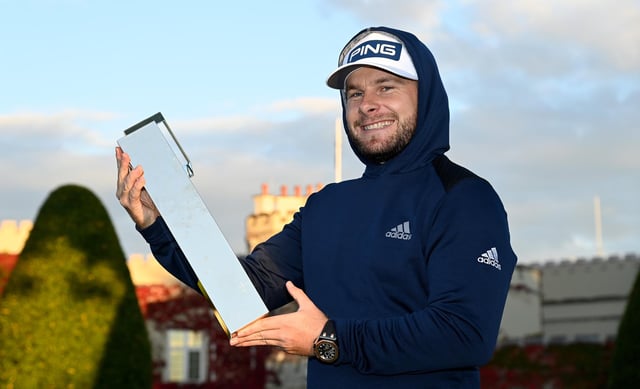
[116,26,517,388]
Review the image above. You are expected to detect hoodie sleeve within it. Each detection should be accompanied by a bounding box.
[334,178,517,374]
[138,215,302,311]
[138,216,200,291]
[241,211,305,310]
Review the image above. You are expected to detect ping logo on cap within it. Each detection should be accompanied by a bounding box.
[347,40,402,64]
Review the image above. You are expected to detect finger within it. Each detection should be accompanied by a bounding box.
[252,330,280,347]
[234,321,264,338]
[118,166,142,204]
[127,173,146,203]
[230,328,272,347]
[116,147,129,175]
[115,147,122,169]
[132,168,146,191]
[231,338,271,348]
[233,316,280,340]
[116,150,132,195]
[259,331,269,346]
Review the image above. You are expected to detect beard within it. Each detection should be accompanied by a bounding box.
[347,114,417,164]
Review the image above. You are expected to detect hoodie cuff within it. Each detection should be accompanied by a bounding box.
[136,216,171,245]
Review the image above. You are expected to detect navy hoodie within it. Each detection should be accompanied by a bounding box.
[140,26,517,388]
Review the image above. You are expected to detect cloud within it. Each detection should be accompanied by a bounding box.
[322,0,446,35]
[1,1,638,264]
[263,97,339,115]
[468,0,640,70]
[0,100,360,257]
[0,110,120,154]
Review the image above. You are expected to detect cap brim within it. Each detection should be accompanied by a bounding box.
[326,63,418,90]
[326,64,362,89]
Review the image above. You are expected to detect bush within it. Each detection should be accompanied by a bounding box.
[0,184,152,388]
[608,266,640,388]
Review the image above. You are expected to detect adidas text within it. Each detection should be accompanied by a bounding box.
[477,256,502,270]
[385,231,412,240]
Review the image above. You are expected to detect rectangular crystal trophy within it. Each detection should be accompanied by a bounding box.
[117,113,269,337]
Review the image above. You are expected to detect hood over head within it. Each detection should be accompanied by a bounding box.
[327,26,450,176]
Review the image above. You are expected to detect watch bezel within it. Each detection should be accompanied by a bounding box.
[314,338,339,363]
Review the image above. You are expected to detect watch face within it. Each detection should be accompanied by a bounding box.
[316,340,338,363]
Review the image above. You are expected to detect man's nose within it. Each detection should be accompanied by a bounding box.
[358,92,380,114]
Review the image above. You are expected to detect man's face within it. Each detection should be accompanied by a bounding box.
[344,66,419,164]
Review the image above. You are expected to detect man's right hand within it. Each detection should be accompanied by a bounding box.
[115,146,160,229]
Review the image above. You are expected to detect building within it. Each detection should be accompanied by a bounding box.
[497,254,640,346]
[537,254,639,344]
[245,183,321,252]
[0,220,32,254]
[498,265,542,344]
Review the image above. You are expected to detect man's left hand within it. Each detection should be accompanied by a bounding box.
[229,281,327,356]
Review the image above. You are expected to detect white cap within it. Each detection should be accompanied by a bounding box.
[327,30,418,90]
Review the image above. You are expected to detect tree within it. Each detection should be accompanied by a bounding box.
[0,184,152,388]
[608,265,640,388]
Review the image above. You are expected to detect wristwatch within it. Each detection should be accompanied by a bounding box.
[313,319,339,364]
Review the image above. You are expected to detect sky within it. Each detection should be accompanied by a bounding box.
[1,0,638,265]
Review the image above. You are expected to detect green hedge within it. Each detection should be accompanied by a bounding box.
[0,184,152,388]
[608,264,640,388]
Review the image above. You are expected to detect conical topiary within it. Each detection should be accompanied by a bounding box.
[608,263,640,388]
[0,184,152,388]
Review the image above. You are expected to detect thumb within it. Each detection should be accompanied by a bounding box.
[286,281,312,307]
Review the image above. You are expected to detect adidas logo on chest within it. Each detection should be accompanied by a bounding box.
[385,221,412,240]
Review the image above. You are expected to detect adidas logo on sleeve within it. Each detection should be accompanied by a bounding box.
[385,221,412,240]
[477,247,501,270]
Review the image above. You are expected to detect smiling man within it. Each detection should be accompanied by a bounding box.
[343,66,419,164]
[116,26,517,388]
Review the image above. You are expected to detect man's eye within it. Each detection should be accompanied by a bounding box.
[347,91,363,99]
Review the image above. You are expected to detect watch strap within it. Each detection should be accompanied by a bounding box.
[320,319,336,340]
[314,319,339,364]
